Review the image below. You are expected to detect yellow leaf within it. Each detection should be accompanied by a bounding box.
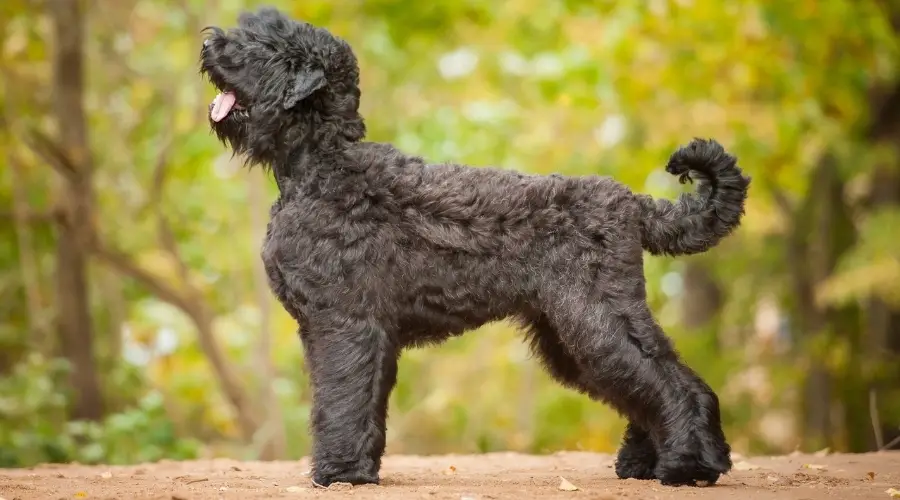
[558,477,579,491]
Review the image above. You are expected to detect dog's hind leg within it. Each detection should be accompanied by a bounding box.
[525,314,658,480]
[542,289,731,487]
[300,314,398,487]
[624,301,733,486]
[614,422,658,480]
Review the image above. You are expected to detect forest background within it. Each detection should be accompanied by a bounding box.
[1,0,899,467]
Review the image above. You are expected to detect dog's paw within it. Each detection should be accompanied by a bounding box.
[653,450,731,487]
[311,459,380,487]
[615,440,657,480]
[614,423,658,480]
[615,457,657,480]
[311,469,379,487]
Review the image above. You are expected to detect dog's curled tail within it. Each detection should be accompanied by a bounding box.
[638,138,751,256]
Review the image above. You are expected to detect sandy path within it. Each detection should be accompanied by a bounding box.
[1,451,898,499]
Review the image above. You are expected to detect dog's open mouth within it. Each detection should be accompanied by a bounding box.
[209,91,246,122]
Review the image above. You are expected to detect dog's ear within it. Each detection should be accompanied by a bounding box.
[283,68,326,109]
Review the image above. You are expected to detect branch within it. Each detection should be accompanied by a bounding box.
[157,210,193,287]
[883,431,900,451]
[0,208,59,223]
[92,238,191,312]
[92,235,263,438]
[22,127,80,182]
[761,177,794,219]
[142,89,196,287]
[870,389,884,450]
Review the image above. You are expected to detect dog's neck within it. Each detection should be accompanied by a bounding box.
[266,107,366,195]
[269,137,350,197]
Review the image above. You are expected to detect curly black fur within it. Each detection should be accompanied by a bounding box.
[200,7,751,488]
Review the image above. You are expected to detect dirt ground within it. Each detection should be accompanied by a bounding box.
[1,451,898,500]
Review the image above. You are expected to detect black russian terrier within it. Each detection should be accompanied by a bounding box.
[200,7,750,488]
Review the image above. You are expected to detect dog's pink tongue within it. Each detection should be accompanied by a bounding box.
[211,92,236,122]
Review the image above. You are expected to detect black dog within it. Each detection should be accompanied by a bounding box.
[200,7,750,488]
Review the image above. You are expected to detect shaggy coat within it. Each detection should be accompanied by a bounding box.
[200,7,751,488]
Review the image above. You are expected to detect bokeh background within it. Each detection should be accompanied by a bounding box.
[2,0,900,467]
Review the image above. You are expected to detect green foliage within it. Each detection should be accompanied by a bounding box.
[819,207,900,307]
[0,355,199,467]
[0,354,70,467]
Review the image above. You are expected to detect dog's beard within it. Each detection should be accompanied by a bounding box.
[208,102,251,155]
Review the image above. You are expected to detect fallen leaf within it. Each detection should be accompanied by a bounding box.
[733,461,760,471]
[867,472,876,480]
[74,494,87,499]
[887,488,900,498]
[813,447,831,457]
[285,486,304,493]
[99,471,112,479]
[558,477,579,491]
[443,465,457,475]
[802,464,827,470]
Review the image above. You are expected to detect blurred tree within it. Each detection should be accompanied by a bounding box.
[39,0,105,422]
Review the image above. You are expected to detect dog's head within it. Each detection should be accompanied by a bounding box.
[200,8,365,166]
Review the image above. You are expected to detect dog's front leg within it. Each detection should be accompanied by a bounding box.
[301,315,398,486]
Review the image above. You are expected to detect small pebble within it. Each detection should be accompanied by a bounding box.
[330,482,353,491]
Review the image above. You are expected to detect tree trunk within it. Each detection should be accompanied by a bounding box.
[788,156,861,451]
[863,134,900,451]
[788,72,900,451]
[48,0,104,421]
